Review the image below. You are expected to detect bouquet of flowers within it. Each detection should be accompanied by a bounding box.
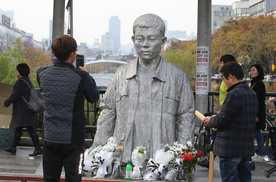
[163,142,187,181]
[131,146,148,179]
[111,143,124,178]
[143,148,174,181]
[83,145,102,176]
[163,141,202,181]
[179,141,202,181]
[83,137,123,178]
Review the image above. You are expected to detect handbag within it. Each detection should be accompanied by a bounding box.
[21,79,44,113]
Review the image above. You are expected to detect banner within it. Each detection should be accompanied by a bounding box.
[196,46,209,95]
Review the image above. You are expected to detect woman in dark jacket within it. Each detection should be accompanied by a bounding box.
[2,63,42,156]
[250,64,266,157]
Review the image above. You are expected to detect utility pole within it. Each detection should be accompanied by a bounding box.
[195,0,212,126]
[52,0,65,40]
[66,0,73,37]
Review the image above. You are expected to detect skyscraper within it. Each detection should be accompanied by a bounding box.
[109,16,121,53]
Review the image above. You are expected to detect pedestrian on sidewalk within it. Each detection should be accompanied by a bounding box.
[2,63,43,156]
[203,62,258,182]
[37,35,99,182]
[249,64,266,160]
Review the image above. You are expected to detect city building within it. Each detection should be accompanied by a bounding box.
[249,0,276,16]
[212,5,232,33]
[232,0,250,20]
[108,16,121,54]
[101,32,114,55]
[91,38,102,49]
[0,9,48,52]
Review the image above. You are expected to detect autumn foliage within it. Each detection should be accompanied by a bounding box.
[212,15,276,74]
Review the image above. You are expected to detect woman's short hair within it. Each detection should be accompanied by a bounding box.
[250,64,264,80]
[51,35,77,62]
[133,14,166,37]
[16,63,30,76]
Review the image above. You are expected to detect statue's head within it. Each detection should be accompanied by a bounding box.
[133,14,166,37]
[132,14,167,61]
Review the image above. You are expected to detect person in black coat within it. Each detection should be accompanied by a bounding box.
[250,64,266,158]
[2,63,42,156]
[203,62,258,182]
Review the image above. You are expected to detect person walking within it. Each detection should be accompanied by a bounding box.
[203,62,258,182]
[2,63,43,156]
[249,64,266,160]
[37,35,99,182]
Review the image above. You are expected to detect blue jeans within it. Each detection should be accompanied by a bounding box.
[254,129,264,156]
[219,157,251,182]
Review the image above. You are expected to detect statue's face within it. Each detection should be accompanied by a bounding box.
[132,27,166,61]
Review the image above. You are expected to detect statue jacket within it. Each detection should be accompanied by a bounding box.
[93,57,195,162]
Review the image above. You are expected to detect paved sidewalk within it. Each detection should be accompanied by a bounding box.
[0,146,276,181]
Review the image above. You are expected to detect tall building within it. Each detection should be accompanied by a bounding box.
[232,0,250,20]
[212,5,232,33]
[102,32,114,55]
[249,0,276,16]
[108,16,121,54]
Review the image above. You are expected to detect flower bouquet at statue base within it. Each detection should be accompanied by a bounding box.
[93,150,114,178]
[131,146,148,179]
[83,145,102,176]
[143,148,174,181]
[83,137,119,178]
[164,141,202,181]
[180,142,202,182]
[111,144,124,178]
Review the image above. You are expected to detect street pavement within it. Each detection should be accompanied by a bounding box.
[0,146,276,181]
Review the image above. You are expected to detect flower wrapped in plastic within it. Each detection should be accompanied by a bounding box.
[143,148,174,181]
[111,144,124,178]
[83,145,102,176]
[83,137,118,178]
[93,150,114,178]
[131,146,148,179]
[163,141,188,181]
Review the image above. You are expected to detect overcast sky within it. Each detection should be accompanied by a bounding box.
[0,0,237,45]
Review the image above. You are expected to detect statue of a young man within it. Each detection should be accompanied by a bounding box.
[93,14,195,162]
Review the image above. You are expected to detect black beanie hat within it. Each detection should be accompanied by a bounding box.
[16,63,30,76]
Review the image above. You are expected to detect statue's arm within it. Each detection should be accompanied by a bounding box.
[176,74,195,145]
[92,75,117,146]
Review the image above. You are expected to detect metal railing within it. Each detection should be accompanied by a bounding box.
[83,91,276,139]
[25,91,276,141]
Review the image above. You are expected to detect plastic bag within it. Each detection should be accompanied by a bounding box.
[131,148,147,179]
